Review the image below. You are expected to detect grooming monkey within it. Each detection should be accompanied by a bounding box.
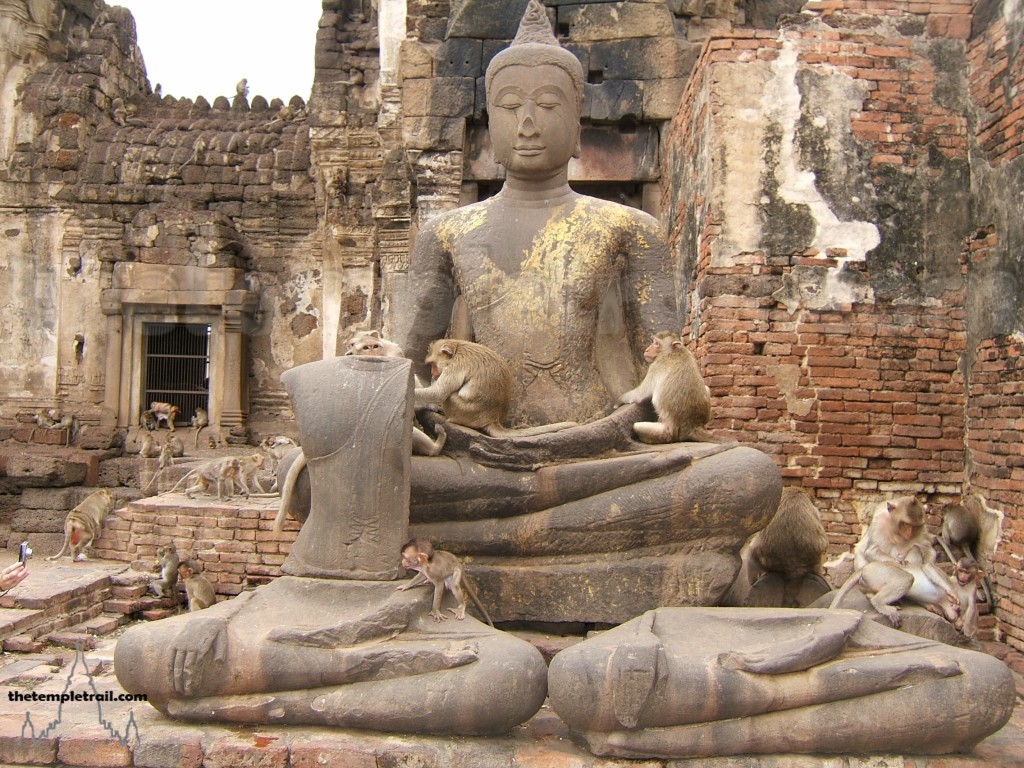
[166,434,185,459]
[729,487,829,607]
[178,560,216,611]
[47,488,114,561]
[935,501,994,607]
[149,543,180,598]
[396,538,493,626]
[260,435,297,475]
[138,431,161,458]
[830,497,959,628]
[234,452,272,496]
[149,401,180,431]
[415,339,574,437]
[618,331,713,443]
[190,407,209,449]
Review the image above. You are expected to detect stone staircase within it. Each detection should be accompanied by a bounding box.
[0,559,177,653]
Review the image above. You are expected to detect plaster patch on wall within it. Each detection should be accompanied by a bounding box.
[770,362,814,417]
[711,63,772,267]
[764,39,880,310]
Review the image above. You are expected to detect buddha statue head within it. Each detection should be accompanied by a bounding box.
[484,0,585,178]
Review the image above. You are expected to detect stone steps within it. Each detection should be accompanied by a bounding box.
[0,560,130,651]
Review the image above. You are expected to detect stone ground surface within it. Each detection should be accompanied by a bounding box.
[0,555,1022,768]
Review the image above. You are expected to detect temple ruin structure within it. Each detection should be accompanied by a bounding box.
[0,0,1022,652]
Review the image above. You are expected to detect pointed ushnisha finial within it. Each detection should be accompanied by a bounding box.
[512,0,558,46]
[485,0,584,107]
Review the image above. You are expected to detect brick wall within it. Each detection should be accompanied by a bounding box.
[93,497,298,600]
[963,0,1024,649]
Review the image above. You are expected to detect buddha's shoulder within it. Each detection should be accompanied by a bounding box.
[570,195,662,232]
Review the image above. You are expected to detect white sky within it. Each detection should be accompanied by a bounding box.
[113,1,322,102]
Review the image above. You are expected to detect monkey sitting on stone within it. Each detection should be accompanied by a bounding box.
[178,560,215,612]
[396,538,493,626]
[830,497,960,628]
[618,331,714,443]
[149,543,180,599]
[726,487,830,608]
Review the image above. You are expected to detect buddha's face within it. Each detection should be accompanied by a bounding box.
[487,63,581,179]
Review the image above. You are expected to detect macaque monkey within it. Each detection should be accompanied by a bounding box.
[729,487,829,607]
[178,560,216,612]
[260,435,297,475]
[34,409,56,429]
[396,538,493,626]
[951,556,984,639]
[618,332,713,443]
[345,330,403,357]
[149,543,180,598]
[415,339,573,437]
[47,489,114,561]
[166,434,185,459]
[191,407,209,449]
[140,409,158,432]
[164,457,240,501]
[149,401,180,431]
[158,440,174,470]
[935,502,981,564]
[206,427,225,449]
[138,431,161,459]
[50,411,77,446]
[830,497,959,628]
[234,452,267,496]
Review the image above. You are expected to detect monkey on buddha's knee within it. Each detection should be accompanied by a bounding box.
[618,332,719,443]
[396,538,493,626]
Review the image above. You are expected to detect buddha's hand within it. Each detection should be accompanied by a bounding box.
[169,616,228,696]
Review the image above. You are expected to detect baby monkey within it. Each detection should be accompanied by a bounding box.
[396,538,493,626]
[178,560,216,612]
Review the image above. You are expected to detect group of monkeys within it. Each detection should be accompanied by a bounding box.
[116,329,991,632]
[736,486,991,640]
[344,327,712,445]
[149,542,216,613]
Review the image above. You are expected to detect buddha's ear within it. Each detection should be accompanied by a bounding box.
[573,126,582,159]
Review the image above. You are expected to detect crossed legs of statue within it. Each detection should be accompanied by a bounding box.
[548,607,1016,758]
[114,356,548,735]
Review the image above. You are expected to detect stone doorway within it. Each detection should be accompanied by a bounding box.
[141,322,211,428]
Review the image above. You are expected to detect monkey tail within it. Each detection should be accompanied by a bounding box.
[273,450,307,533]
[46,523,73,560]
[161,468,199,497]
[462,576,494,627]
[193,425,205,450]
[828,570,863,610]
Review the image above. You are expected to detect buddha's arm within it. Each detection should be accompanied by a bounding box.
[392,219,456,380]
[624,212,680,345]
